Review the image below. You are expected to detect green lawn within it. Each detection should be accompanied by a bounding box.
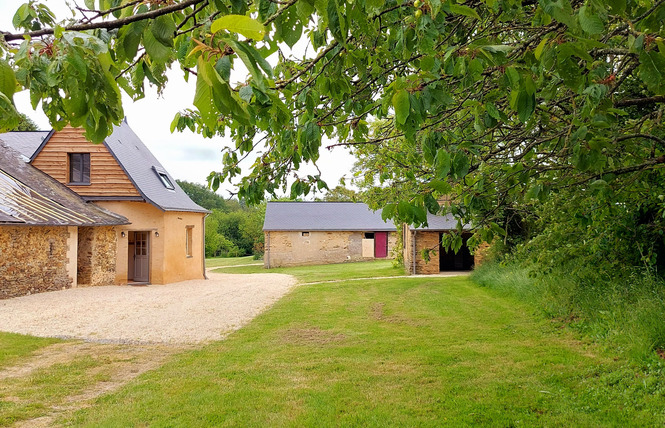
[205,256,261,268]
[68,274,665,426]
[0,332,59,370]
[215,259,405,283]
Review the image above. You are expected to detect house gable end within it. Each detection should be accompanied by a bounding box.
[30,126,142,198]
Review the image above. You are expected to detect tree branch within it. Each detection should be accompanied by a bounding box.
[1,0,206,41]
[614,95,665,107]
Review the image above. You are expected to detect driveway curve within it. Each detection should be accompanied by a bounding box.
[0,271,296,345]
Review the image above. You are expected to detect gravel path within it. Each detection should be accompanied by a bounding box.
[0,271,296,345]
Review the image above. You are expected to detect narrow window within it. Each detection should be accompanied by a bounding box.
[301,232,310,237]
[69,153,90,184]
[158,172,175,190]
[186,226,193,257]
[364,232,375,239]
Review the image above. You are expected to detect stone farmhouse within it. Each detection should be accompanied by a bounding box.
[0,120,208,298]
[264,201,484,274]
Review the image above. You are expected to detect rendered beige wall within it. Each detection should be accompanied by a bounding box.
[95,201,204,284]
[264,231,397,268]
[162,211,205,283]
[96,201,164,284]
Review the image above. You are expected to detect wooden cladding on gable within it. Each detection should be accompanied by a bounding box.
[31,127,141,197]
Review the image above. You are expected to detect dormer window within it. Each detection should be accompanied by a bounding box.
[69,153,90,184]
[153,166,174,190]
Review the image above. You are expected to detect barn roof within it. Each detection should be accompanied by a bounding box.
[0,131,51,159]
[263,202,396,231]
[409,213,461,231]
[264,201,464,232]
[101,121,208,213]
[0,142,129,226]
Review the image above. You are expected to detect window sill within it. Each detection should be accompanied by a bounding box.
[68,182,91,186]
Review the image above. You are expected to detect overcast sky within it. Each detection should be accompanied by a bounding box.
[1,0,356,198]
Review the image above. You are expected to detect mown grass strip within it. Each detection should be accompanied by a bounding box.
[205,256,260,268]
[216,259,405,283]
[68,276,665,426]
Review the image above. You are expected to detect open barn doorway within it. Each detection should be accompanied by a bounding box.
[439,232,474,271]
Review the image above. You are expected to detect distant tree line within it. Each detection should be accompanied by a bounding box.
[177,180,265,258]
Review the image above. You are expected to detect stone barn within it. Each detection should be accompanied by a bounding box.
[263,202,398,268]
[403,213,482,275]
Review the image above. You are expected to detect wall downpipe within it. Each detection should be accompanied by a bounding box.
[202,213,209,280]
[412,230,417,275]
[265,232,270,269]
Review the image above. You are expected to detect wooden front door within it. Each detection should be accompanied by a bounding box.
[134,231,150,282]
[374,232,388,258]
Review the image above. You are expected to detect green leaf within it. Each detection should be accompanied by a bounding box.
[424,194,440,214]
[211,15,266,40]
[239,85,253,102]
[516,90,535,123]
[327,0,345,43]
[451,152,469,179]
[393,90,410,125]
[434,149,451,179]
[448,4,480,20]
[150,15,175,47]
[0,61,17,99]
[429,179,452,194]
[534,38,548,60]
[143,28,171,62]
[120,21,146,60]
[639,50,665,95]
[381,203,396,221]
[578,5,604,35]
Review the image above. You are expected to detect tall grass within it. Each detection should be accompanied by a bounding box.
[472,262,665,362]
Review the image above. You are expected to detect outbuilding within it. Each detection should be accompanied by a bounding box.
[263,201,398,268]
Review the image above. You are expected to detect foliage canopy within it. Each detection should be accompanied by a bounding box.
[2,0,665,265]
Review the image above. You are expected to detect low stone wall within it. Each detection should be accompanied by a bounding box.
[77,226,117,286]
[0,226,72,299]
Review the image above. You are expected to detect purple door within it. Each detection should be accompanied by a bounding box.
[374,232,388,258]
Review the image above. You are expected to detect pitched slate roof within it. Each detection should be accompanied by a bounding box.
[263,202,396,231]
[264,201,464,232]
[100,121,208,213]
[408,213,461,231]
[0,142,128,226]
[0,131,51,159]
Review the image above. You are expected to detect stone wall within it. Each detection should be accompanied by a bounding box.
[0,226,72,299]
[265,231,397,268]
[77,226,117,286]
[472,241,492,267]
[404,231,441,275]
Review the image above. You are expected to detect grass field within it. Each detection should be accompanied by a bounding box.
[215,259,405,283]
[2,261,664,426]
[205,256,261,268]
[66,272,665,426]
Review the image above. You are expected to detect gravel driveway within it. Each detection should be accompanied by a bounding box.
[0,271,296,345]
